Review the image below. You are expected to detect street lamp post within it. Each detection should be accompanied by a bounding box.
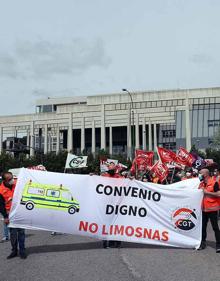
[122,88,135,159]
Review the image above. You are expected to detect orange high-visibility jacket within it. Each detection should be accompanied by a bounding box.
[0,182,16,213]
[200,178,220,212]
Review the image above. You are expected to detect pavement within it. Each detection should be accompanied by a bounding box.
[0,222,220,281]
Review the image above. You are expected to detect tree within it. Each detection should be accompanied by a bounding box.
[213,127,220,149]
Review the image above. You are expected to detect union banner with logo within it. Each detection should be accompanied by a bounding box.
[9,168,203,249]
[65,153,88,169]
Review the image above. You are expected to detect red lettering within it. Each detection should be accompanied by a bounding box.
[152,230,160,240]
[114,225,124,235]
[79,221,88,232]
[161,231,169,241]
[135,227,143,238]
[102,225,108,235]
[89,223,98,234]
[125,226,135,237]
[109,225,114,235]
[143,228,152,239]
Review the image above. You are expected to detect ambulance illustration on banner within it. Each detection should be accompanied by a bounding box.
[20,180,80,214]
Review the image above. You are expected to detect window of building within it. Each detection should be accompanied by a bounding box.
[134,103,141,109]
[121,103,126,110]
[167,100,172,106]
[141,102,146,108]
[157,101,162,107]
[36,106,42,113]
[177,99,183,106]
[172,100,178,106]
[42,105,53,113]
[208,120,220,127]
[116,104,121,110]
[193,98,199,104]
[210,97,215,104]
[151,101,156,107]
[199,98,204,104]
[163,142,176,150]
[162,130,176,138]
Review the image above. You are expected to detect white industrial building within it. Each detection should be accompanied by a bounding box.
[0,87,220,158]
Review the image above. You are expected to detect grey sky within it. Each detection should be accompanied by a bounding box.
[0,0,219,115]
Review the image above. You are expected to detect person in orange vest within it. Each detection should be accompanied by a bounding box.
[0,172,27,259]
[0,182,10,243]
[198,168,220,252]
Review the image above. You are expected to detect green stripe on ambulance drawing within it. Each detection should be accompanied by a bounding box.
[22,195,79,206]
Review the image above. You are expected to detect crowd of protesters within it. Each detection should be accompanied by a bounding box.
[1,146,220,259]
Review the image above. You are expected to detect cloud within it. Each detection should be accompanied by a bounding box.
[0,38,111,79]
[189,53,214,65]
[0,55,18,78]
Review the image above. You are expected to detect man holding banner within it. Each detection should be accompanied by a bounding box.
[101,162,123,248]
[198,169,220,252]
[0,172,27,259]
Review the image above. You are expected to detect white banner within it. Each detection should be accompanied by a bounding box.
[10,168,203,249]
[65,153,88,169]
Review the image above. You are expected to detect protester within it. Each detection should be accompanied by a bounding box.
[213,168,220,184]
[0,174,9,243]
[0,217,9,243]
[101,163,123,249]
[181,168,193,180]
[198,168,220,252]
[192,168,199,178]
[0,172,27,259]
[151,172,160,184]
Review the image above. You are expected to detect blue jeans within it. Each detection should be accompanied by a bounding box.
[9,228,25,254]
[3,221,9,239]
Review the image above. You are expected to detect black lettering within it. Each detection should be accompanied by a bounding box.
[114,186,122,196]
[152,192,161,202]
[138,208,147,217]
[128,206,137,216]
[139,188,147,199]
[124,186,132,196]
[106,205,114,214]
[96,184,104,194]
[120,205,128,215]
[104,185,113,195]
[115,204,119,215]
[148,190,151,200]
[131,187,138,197]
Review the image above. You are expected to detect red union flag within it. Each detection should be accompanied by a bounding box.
[151,161,169,182]
[157,147,177,163]
[176,147,194,167]
[135,150,154,167]
[130,150,154,175]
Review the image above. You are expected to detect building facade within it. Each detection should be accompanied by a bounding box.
[0,87,220,158]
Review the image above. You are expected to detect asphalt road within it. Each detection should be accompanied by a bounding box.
[0,223,220,281]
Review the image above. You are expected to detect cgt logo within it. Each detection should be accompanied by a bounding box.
[172,207,197,231]
[69,157,85,167]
